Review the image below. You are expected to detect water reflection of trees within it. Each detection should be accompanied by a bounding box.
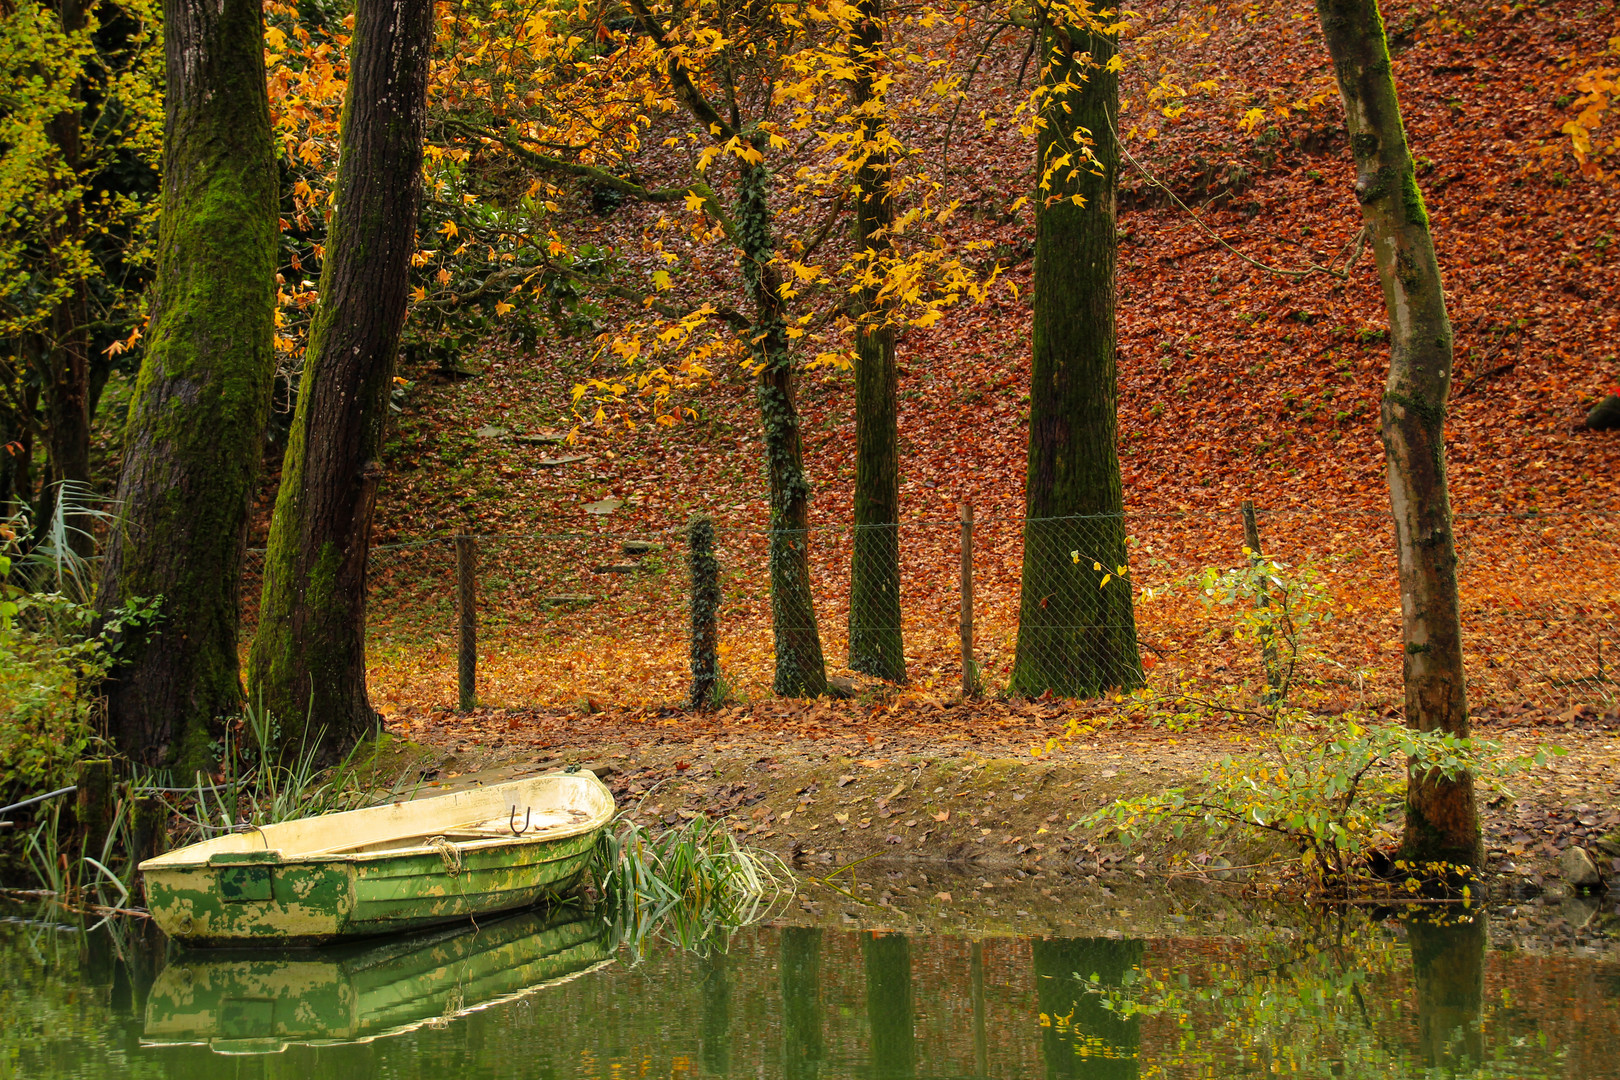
[1033,938,1142,1080]
[863,932,916,1079]
[2,901,1614,1079]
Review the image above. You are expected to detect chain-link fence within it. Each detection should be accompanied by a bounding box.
[238,506,1618,719]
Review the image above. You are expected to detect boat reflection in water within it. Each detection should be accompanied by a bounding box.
[142,907,612,1055]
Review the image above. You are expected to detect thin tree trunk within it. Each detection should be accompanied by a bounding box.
[1009,17,1141,699]
[248,0,434,751]
[699,951,732,1075]
[1315,0,1479,868]
[1408,910,1486,1071]
[737,158,829,698]
[96,0,278,770]
[43,0,92,553]
[847,0,904,683]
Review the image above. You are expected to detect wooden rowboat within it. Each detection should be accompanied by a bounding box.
[142,907,612,1054]
[140,771,615,947]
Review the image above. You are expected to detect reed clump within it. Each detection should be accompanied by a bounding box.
[590,813,793,955]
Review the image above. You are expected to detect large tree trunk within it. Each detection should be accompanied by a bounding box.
[1009,19,1141,699]
[247,0,433,751]
[846,0,905,683]
[1316,0,1480,868]
[95,0,278,770]
[736,158,829,698]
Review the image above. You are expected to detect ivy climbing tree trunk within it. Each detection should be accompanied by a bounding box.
[846,0,905,683]
[737,157,829,698]
[1009,13,1142,699]
[96,0,278,769]
[1316,0,1480,869]
[248,0,434,752]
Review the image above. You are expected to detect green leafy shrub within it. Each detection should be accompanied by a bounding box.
[0,504,159,800]
[1076,553,1555,893]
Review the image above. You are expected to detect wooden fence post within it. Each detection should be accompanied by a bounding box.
[456,533,477,711]
[74,759,114,853]
[129,795,166,903]
[1240,500,1282,697]
[960,500,977,697]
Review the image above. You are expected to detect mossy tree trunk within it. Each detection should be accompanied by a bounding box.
[847,0,905,683]
[737,156,829,698]
[1315,0,1479,868]
[248,0,433,752]
[95,0,278,770]
[1009,16,1141,699]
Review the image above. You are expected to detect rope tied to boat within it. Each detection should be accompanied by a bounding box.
[427,835,463,876]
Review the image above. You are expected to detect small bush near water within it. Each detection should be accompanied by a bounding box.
[1068,552,1559,895]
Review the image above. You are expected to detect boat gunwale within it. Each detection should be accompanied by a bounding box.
[139,772,615,872]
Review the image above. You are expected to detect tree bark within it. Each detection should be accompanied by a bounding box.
[96,0,278,770]
[1315,0,1480,868]
[247,0,434,752]
[1009,18,1141,699]
[846,0,905,683]
[737,158,829,698]
[43,0,92,555]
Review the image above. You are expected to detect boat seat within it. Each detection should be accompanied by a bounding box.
[306,808,593,856]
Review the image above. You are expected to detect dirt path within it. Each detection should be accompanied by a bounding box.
[391,700,1620,898]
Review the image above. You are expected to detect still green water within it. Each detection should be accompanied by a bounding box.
[3,891,1617,1079]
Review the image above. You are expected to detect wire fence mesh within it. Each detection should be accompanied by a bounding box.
[237,506,1618,718]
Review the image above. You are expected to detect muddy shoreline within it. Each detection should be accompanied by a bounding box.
[391,702,1620,902]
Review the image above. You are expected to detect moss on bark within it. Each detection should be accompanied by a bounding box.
[95,0,279,771]
[1009,19,1141,699]
[248,0,434,755]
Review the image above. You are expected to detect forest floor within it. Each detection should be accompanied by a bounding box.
[218,0,1619,715]
[293,0,1620,898]
[215,0,1619,893]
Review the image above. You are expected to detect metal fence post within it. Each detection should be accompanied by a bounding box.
[960,499,977,697]
[456,533,477,711]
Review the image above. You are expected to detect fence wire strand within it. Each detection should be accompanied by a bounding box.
[238,508,1616,718]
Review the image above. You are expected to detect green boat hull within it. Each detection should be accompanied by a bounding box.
[143,907,613,1053]
[140,773,615,946]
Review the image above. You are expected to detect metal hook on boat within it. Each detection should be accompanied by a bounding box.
[509,805,532,835]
